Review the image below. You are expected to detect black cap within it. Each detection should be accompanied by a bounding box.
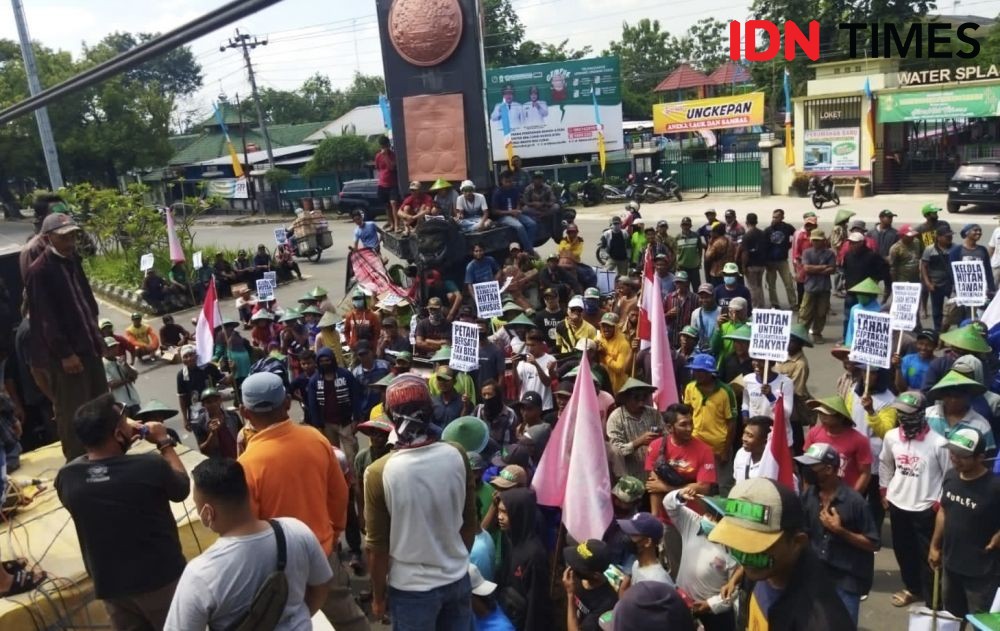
[916,329,939,343]
[355,340,372,354]
[518,391,542,408]
[564,539,611,575]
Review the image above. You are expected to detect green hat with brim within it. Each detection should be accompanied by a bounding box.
[317,311,340,328]
[279,310,301,323]
[679,325,699,339]
[374,373,396,387]
[921,203,942,216]
[565,364,601,384]
[301,305,324,316]
[441,416,490,453]
[429,178,452,192]
[251,310,275,322]
[200,387,222,400]
[834,209,856,225]
[789,323,814,347]
[507,314,537,328]
[617,377,656,397]
[723,325,752,342]
[298,293,317,304]
[134,399,179,421]
[431,346,452,362]
[848,278,880,295]
[929,370,987,397]
[501,301,524,315]
[940,324,992,354]
[308,286,329,299]
[807,395,852,423]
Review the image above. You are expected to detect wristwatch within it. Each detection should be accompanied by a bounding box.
[156,437,178,451]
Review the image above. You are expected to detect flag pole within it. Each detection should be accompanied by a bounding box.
[864,365,871,397]
[549,524,566,598]
[632,270,646,377]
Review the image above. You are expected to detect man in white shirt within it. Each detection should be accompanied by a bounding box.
[741,359,795,446]
[490,85,523,128]
[166,458,332,630]
[513,330,557,411]
[732,416,772,484]
[454,180,491,232]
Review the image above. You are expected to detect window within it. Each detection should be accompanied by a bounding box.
[805,97,862,130]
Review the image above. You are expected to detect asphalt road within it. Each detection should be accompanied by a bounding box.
[2,194,963,629]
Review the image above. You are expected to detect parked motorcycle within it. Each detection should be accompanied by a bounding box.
[579,176,603,207]
[647,169,683,202]
[809,175,840,208]
[554,181,578,207]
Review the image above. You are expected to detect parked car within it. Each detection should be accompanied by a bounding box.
[947,160,1000,213]
[336,179,383,218]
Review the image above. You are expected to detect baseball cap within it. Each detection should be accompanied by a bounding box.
[809,229,827,241]
[686,353,717,374]
[803,213,818,225]
[408,180,420,190]
[617,512,665,540]
[490,464,528,489]
[722,262,740,275]
[680,217,692,225]
[460,179,475,191]
[729,297,748,312]
[584,287,601,299]
[656,220,668,228]
[602,582,696,631]
[611,476,645,503]
[468,564,497,597]
[697,283,714,295]
[916,329,938,344]
[611,215,622,224]
[900,224,918,237]
[466,451,487,472]
[921,203,942,216]
[241,372,287,412]
[890,390,926,414]
[679,325,699,339]
[849,219,866,231]
[510,242,522,251]
[99,318,113,329]
[357,418,393,435]
[725,209,736,216]
[946,427,986,456]
[435,365,454,381]
[518,391,542,408]
[563,539,611,575]
[42,212,81,235]
[547,253,560,261]
[427,296,443,308]
[675,270,689,282]
[793,442,841,468]
[568,296,585,310]
[103,336,119,348]
[600,312,619,326]
[704,209,717,216]
[355,340,372,355]
[847,232,865,243]
[543,287,558,297]
[566,223,579,232]
[707,477,806,554]
[937,226,954,237]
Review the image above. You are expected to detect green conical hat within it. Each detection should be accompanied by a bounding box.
[848,278,880,295]
[251,310,275,321]
[317,311,340,328]
[298,293,317,303]
[807,396,852,422]
[723,325,752,342]
[430,346,452,362]
[301,305,324,316]
[308,286,329,298]
[929,370,987,396]
[940,324,991,354]
[564,364,601,383]
[441,416,489,453]
[617,377,656,396]
[429,178,452,192]
[834,209,856,225]
[501,301,524,314]
[789,323,814,347]
[374,373,396,387]
[279,309,301,322]
[507,313,536,327]
[134,399,179,420]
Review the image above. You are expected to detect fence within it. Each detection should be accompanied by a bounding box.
[664,147,761,194]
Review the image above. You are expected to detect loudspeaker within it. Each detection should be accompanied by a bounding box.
[373,0,493,190]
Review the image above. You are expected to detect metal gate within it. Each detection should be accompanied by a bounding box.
[663,143,761,194]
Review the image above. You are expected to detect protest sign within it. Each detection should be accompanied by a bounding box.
[952,261,987,307]
[139,253,154,272]
[450,322,480,372]
[473,281,503,318]
[192,251,203,270]
[256,278,274,301]
[748,309,792,362]
[274,228,287,245]
[849,311,892,369]
[889,282,921,330]
[595,268,617,295]
[263,271,277,289]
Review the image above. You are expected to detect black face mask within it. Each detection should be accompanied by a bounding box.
[799,465,819,486]
[899,412,926,439]
[483,396,503,417]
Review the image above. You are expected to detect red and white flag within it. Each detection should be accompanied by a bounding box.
[757,395,796,490]
[196,278,223,365]
[639,248,678,410]
[531,352,613,542]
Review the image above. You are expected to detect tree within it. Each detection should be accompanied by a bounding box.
[81,32,203,97]
[514,39,594,65]
[303,134,375,176]
[604,19,677,119]
[673,18,729,74]
[483,0,525,67]
[241,72,385,125]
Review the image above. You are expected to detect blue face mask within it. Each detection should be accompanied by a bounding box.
[584,300,599,315]
[724,276,737,286]
[699,518,716,536]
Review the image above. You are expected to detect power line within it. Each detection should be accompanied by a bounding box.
[220,29,276,169]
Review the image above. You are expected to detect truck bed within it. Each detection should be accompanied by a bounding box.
[378,224,518,264]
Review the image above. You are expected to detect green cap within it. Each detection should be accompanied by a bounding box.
[200,387,222,400]
[501,301,524,314]
[940,324,991,354]
[929,370,987,397]
[611,476,645,503]
[441,416,490,453]
[308,286,329,298]
[301,305,324,316]
[722,262,740,275]
[429,178,452,191]
[807,395,852,423]
[921,203,942,216]
[584,287,601,299]
[394,350,413,364]
[279,309,301,323]
[847,277,880,295]
[617,377,655,396]
[679,325,699,339]
[507,313,537,328]
[834,209,856,225]
[134,399,179,421]
[298,293,317,303]
[789,323,814,347]
[723,324,752,342]
[430,346,452,362]
[131,312,143,320]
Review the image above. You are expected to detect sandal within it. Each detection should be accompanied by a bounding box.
[1,559,27,575]
[1,568,46,597]
[891,590,916,607]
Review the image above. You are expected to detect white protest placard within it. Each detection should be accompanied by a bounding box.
[594,267,617,295]
[139,253,154,272]
[263,271,277,289]
[450,322,480,372]
[889,282,921,330]
[748,309,792,362]
[473,281,503,318]
[274,228,287,245]
[952,261,987,307]
[849,310,892,369]
[192,251,203,270]
[256,278,275,301]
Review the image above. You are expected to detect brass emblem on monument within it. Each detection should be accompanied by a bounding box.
[388,0,463,67]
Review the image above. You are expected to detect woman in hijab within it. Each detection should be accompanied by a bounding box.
[496,488,552,631]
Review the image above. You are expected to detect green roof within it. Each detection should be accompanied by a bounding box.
[167,121,329,166]
[169,134,200,154]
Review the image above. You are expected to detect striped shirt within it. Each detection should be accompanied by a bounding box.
[606,405,663,480]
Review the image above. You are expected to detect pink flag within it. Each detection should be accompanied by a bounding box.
[757,395,796,490]
[531,352,613,542]
[165,208,185,263]
[647,257,678,410]
[196,278,223,365]
[638,248,654,346]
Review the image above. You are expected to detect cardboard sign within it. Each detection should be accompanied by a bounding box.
[952,261,987,307]
[749,309,792,362]
[256,278,274,302]
[263,271,277,289]
[473,281,503,318]
[849,311,892,369]
[274,228,287,245]
[595,267,617,295]
[192,251,203,270]
[889,282,921,330]
[140,253,154,272]
[450,322,480,372]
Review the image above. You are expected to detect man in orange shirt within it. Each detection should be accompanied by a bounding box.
[237,372,369,631]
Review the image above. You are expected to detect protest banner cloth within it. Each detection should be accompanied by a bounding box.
[263,271,277,290]
[749,309,792,363]
[139,253,154,272]
[951,261,987,307]
[849,311,892,370]
[473,281,503,318]
[192,251,203,270]
[256,278,275,302]
[274,228,287,245]
[450,322,480,372]
[889,282,922,330]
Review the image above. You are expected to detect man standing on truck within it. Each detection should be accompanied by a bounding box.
[375,136,400,233]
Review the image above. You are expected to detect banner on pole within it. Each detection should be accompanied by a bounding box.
[140,253,154,272]
[256,278,275,302]
[952,261,987,307]
[450,322,480,372]
[749,309,793,362]
[473,281,503,318]
[849,311,892,369]
[274,228,287,245]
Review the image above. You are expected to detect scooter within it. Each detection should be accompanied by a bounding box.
[809,175,840,208]
[579,176,603,207]
[653,170,683,202]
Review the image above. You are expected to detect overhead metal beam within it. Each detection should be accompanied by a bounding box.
[0,0,286,125]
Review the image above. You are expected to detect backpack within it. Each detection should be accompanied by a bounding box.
[225,520,289,631]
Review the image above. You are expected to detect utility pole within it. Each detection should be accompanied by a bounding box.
[11,0,63,190]
[234,93,257,214]
[221,30,275,170]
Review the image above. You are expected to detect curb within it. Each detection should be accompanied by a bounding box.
[194,216,291,227]
[90,276,311,316]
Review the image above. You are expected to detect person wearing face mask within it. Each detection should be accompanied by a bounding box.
[795,444,880,628]
[344,291,381,348]
[713,263,751,313]
[689,284,720,353]
[879,391,951,610]
[581,287,605,329]
[55,393,189,630]
[164,458,332,630]
[415,297,453,356]
[474,380,517,453]
[555,296,597,353]
[843,278,882,347]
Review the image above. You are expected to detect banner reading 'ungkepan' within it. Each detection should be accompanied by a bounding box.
[653,92,765,133]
